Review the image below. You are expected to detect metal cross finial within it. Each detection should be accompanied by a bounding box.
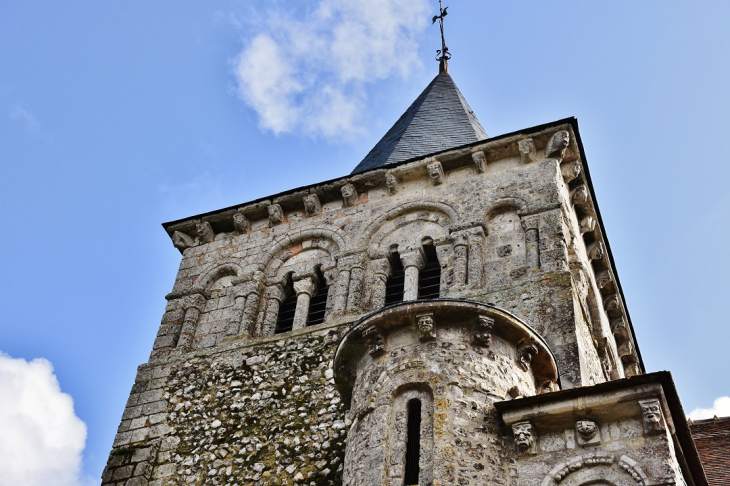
[432,0,450,72]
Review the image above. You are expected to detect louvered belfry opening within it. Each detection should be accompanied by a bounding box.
[275,275,297,334]
[418,244,441,299]
[306,267,328,326]
[404,399,422,485]
[385,251,405,305]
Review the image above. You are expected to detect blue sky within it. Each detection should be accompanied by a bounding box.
[1,1,729,483]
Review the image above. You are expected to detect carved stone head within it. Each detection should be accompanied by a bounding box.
[576,420,598,442]
[588,241,604,261]
[517,341,539,371]
[385,172,398,195]
[518,138,536,164]
[416,313,436,341]
[196,222,214,243]
[362,326,385,357]
[472,151,487,173]
[268,204,284,224]
[233,211,250,234]
[427,161,444,185]
[639,399,665,435]
[571,185,589,205]
[546,130,570,161]
[580,216,596,234]
[172,230,195,249]
[596,270,612,289]
[512,421,536,455]
[473,315,494,347]
[560,160,581,182]
[341,183,357,207]
[303,194,321,216]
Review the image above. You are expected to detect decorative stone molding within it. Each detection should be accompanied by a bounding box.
[596,270,612,289]
[512,421,537,455]
[517,340,539,371]
[519,138,537,164]
[268,204,284,225]
[196,221,215,244]
[617,454,649,483]
[416,313,436,341]
[172,230,195,249]
[472,314,494,347]
[546,130,570,162]
[579,216,595,234]
[341,183,358,207]
[385,171,398,195]
[233,209,251,233]
[560,159,581,183]
[302,194,321,216]
[571,185,589,205]
[575,420,601,446]
[362,325,385,357]
[472,150,487,173]
[638,399,665,435]
[427,161,444,185]
[545,452,615,484]
[587,241,604,261]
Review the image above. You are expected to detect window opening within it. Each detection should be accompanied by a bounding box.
[418,244,440,299]
[404,399,422,485]
[275,276,296,334]
[385,251,405,305]
[306,267,328,326]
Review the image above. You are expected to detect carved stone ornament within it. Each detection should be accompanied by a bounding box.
[512,421,537,455]
[233,210,251,234]
[427,161,444,185]
[571,185,589,205]
[603,295,620,312]
[472,151,487,173]
[362,325,385,357]
[341,183,358,207]
[545,130,570,162]
[579,216,596,234]
[610,317,628,339]
[561,159,581,183]
[416,313,436,342]
[617,339,634,359]
[587,241,604,261]
[472,315,495,347]
[517,340,539,371]
[624,362,641,378]
[575,420,601,446]
[596,270,612,289]
[268,204,284,224]
[385,171,398,195]
[638,399,666,435]
[196,221,215,244]
[518,138,536,164]
[172,230,195,249]
[302,194,321,216]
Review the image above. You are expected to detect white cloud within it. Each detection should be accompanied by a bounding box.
[9,104,40,134]
[0,352,88,486]
[233,0,430,139]
[688,396,730,420]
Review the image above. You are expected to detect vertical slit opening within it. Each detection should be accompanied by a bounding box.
[385,251,405,305]
[306,267,328,326]
[275,274,296,334]
[418,244,440,300]
[404,399,421,485]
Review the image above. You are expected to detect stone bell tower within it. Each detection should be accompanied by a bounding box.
[100,20,709,486]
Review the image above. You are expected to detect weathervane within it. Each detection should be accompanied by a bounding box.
[432,0,450,73]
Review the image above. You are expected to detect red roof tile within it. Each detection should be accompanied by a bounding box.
[690,416,730,485]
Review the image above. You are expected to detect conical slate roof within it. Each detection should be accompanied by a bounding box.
[351,72,488,174]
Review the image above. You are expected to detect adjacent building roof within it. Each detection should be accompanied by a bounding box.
[351,71,488,174]
[689,416,730,485]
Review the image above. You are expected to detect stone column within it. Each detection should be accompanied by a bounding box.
[450,230,469,286]
[332,266,350,316]
[521,215,540,271]
[466,227,486,288]
[292,276,317,331]
[228,285,248,336]
[260,284,284,337]
[176,293,206,351]
[369,258,392,310]
[346,266,365,312]
[322,266,338,318]
[400,249,425,301]
[240,291,261,337]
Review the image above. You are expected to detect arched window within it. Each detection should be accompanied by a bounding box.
[306,267,329,326]
[418,243,441,299]
[404,399,422,485]
[275,275,296,334]
[385,251,405,305]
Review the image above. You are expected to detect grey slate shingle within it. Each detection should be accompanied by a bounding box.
[351,72,488,174]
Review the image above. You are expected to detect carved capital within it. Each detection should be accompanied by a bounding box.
[472,151,487,173]
[520,215,540,232]
[512,421,537,455]
[472,314,494,347]
[265,284,285,302]
[196,221,215,244]
[427,161,444,185]
[587,241,604,261]
[546,130,570,162]
[517,340,539,371]
[518,138,536,164]
[450,229,469,247]
[465,226,486,243]
[400,249,426,270]
[293,275,318,297]
[571,185,589,205]
[579,216,596,234]
[268,204,284,225]
[303,194,321,216]
[233,209,251,234]
[321,265,339,286]
[638,399,665,435]
[172,231,196,249]
[561,159,581,183]
[183,292,207,312]
[385,171,399,195]
[370,258,391,278]
[362,325,385,357]
[596,270,612,289]
[341,183,358,207]
[416,313,436,341]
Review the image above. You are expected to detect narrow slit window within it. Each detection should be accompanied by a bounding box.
[418,244,440,300]
[404,399,422,485]
[385,252,405,305]
[306,268,328,326]
[275,277,296,334]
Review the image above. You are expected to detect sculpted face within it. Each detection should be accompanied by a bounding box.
[641,402,661,424]
[512,421,534,452]
[342,185,354,197]
[576,420,598,440]
[418,315,433,332]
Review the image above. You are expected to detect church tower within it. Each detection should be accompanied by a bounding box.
[101,9,709,486]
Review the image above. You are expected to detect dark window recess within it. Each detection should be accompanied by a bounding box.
[404,399,422,485]
[385,252,405,305]
[418,245,441,300]
[275,279,297,334]
[307,269,328,326]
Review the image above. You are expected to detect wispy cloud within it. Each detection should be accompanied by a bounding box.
[233,0,430,140]
[9,103,40,134]
[689,396,730,420]
[0,352,89,486]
